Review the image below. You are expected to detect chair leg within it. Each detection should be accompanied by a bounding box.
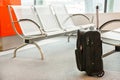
[68,34,71,42]
[102,49,115,58]
[67,33,74,42]
[13,43,28,58]
[33,42,44,60]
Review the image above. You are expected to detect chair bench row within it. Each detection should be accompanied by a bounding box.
[8,5,94,60]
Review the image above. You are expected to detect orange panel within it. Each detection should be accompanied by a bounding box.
[10,0,21,5]
[0,0,21,37]
[0,0,21,5]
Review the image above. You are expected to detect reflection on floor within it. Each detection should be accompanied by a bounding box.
[0,36,120,80]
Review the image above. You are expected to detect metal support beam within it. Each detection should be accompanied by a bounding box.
[104,0,107,13]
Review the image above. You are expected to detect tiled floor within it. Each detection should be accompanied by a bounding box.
[0,36,120,80]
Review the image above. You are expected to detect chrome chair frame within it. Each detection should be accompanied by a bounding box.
[8,5,46,60]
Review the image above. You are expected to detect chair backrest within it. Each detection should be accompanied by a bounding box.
[34,5,62,32]
[8,5,43,36]
[52,5,75,29]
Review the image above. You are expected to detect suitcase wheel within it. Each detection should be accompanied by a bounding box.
[97,71,104,77]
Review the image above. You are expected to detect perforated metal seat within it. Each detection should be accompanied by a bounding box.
[34,6,65,36]
[52,5,94,42]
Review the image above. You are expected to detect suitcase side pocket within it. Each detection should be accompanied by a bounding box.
[75,49,85,71]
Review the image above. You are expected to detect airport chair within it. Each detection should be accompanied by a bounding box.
[8,5,46,60]
[34,5,79,38]
[52,5,95,30]
[51,5,95,42]
[100,19,120,58]
[34,5,65,36]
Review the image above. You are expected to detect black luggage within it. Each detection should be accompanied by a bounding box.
[75,30,104,77]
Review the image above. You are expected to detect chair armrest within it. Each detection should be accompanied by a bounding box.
[99,19,120,30]
[19,19,44,34]
[13,19,45,39]
[63,14,93,25]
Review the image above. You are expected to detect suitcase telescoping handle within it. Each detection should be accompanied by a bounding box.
[96,5,99,30]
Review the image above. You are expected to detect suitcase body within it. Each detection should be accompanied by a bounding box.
[75,30,104,77]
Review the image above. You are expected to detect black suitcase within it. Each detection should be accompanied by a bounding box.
[75,30,104,77]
